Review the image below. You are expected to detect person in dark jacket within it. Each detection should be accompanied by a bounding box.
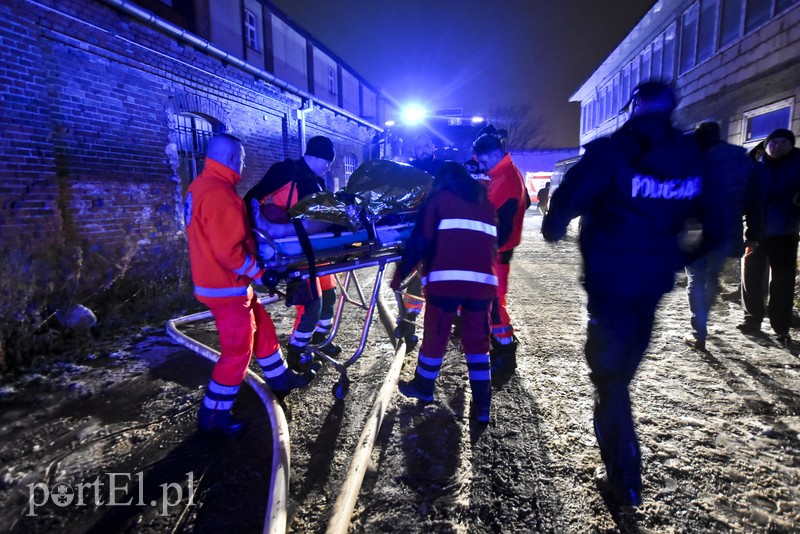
[683,121,762,351]
[245,136,342,371]
[391,162,498,423]
[740,128,800,349]
[398,134,444,332]
[542,82,725,507]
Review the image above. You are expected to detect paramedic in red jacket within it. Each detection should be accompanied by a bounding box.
[184,134,312,436]
[391,162,498,422]
[473,133,530,373]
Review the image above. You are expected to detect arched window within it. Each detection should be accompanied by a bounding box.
[343,152,358,183]
[176,113,217,187]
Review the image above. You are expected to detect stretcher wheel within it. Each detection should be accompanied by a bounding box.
[332,376,350,399]
[263,270,281,288]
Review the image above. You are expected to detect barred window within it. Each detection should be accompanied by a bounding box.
[343,153,358,183]
[176,113,216,188]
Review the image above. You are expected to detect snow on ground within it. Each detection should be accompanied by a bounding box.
[0,212,798,532]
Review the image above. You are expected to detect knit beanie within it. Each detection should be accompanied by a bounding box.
[765,128,795,147]
[305,136,335,161]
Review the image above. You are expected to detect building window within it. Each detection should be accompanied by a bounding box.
[327,66,336,94]
[343,153,358,182]
[245,9,258,51]
[176,113,216,187]
[745,0,772,32]
[679,2,699,74]
[719,0,743,47]
[641,45,652,82]
[698,0,718,62]
[777,0,799,13]
[663,23,677,81]
[652,34,664,80]
[742,99,793,144]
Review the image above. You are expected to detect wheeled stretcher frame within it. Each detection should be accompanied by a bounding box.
[253,217,416,399]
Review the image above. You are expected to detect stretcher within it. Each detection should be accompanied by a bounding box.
[252,216,418,399]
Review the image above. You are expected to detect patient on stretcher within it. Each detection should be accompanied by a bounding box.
[250,198,331,239]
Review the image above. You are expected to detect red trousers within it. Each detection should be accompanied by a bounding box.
[420,296,491,358]
[491,262,513,342]
[204,291,280,386]
[293,274,337,330]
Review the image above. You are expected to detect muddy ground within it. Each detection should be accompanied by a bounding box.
[0,212,798,533]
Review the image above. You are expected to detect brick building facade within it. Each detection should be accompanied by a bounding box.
[0,0,383,301]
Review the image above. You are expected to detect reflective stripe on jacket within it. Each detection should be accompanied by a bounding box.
[184,158,263,302]
[418,190,498,299]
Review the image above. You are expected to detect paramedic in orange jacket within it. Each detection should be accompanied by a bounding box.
[473,132,530,373]
[184,134,312,436]
[244,136,340,372]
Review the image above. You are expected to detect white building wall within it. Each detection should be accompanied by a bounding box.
[574,0,799,149]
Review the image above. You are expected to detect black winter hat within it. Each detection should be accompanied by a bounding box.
[765,128,796,147]
[305,136,335,161]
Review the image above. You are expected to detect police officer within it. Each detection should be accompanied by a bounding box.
[542,82,724,507]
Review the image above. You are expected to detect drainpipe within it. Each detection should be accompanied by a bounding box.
[100,0,381,131]
[294,99,314,154]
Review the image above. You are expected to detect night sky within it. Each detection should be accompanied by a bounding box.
[269,0,656,148]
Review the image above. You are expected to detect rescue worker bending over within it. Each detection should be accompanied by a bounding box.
[184,134,313,436]
[245,136,341,372]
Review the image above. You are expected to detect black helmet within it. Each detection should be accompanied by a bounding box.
[624,81,677,117]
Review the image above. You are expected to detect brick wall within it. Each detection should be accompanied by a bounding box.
[0,0,379,294]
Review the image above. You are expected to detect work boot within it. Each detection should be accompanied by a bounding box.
[311,332,342,356]
[594,465,642,508]
[490,338,518,373]
[398,378,434,403]
[683,333,706,352]
[268,368,315,399]
[197,406,248,437]
[474,406,490,423]
[286,343,315,372]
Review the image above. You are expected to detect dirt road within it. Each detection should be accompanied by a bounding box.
[1,212,798,532]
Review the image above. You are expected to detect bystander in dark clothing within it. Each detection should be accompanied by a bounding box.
[399,135,444,325]
[542,82,725,507]
[683,121,762,351]
[537,182,551,216]
[391,162,498,423]
[740,128,800,349]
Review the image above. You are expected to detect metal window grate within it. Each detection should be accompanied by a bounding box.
[176,114,214,186]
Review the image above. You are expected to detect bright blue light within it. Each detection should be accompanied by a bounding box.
[385,119,396,127]
[401,104,427,125]
[471,116,485,124]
